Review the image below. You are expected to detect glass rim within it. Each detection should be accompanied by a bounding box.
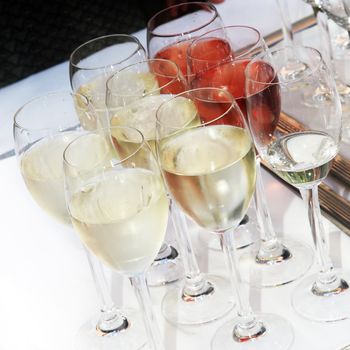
[187,25,263,62]
[13,91,89,133]
[69,34,144,71]
[63,125,146,170]
[156,87,242,130]
[245,45,323,86]
[106,58,183,98]
[147,2,219,38]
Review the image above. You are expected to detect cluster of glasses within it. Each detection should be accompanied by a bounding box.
[12,1,350,349]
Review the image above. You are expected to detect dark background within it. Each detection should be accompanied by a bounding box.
[0,0,172,88]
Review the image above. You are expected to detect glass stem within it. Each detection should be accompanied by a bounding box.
[220,230,266,341]
[129,274,164,350]
[170,200,211,298]
[275,0,294,46]
[301,186,345,293]
[255,158,277,243]
[255,158,290,262]
[84,247,128,334]
[315,9,333,71]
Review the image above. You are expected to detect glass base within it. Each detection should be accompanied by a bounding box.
[292,270,350,322]
[146,245,185,287]
[161,274,234,326]
[75,308,146,350]
[239,238,314,287]
[199,207,259,251]
[211,313,294,350]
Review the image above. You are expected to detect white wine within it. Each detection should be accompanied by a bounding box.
[21,132,81,225]
[68,168,169,275]
[111,95,171,142]
[110,94,197,151]
[266,131,337,187]
[77,72,159,130]
[159,125,256,232]
[107,71,159,104]
[75,75,110,131]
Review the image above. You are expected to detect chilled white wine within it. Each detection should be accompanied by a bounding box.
[111,95,171,144]
[107,71,159,103]
[76,75,108,130]
[21,132,81,225]
[110,94,197,151]
[266,131,337,187]
[68,168,169,275]
[77,72,159,130]
[159,125,256,232]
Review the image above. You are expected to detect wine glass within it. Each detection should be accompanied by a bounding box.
[70,34,147,125]
[188,25,314,287]
[106,57,187,286]
[63,125,168,350]
[13,91,146,349]
[70,34,185,287]
[246,45,350,321]
[147,1,223,81]
[187,25,270,252]
[106,58,234,325]
[156,87,294,349]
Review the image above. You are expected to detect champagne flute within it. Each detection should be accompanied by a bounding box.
[64,126,169,350]
[13,91,146,349]
[106,57,187,287]
[147,1,223,81]
[106,58,233,325]
[246,45,350,321]
[70,34,184,286]
[186,24,261,251]
[156,87,294,349]
[188,25,314,287]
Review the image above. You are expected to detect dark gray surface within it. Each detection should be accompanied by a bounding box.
[0,0,147,88]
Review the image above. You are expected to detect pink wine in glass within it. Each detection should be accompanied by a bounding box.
[155,37,232,80]
[192,59,280,139]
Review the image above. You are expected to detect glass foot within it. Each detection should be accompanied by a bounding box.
[162,274,234,325]
[292,269,350,322]
[199,206,259,251]
[239,238,314,287]
[146,244,185,287]
[75,308,146,350]
[211,313,294,350]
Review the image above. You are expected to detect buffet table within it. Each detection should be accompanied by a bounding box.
[2,1,350,349]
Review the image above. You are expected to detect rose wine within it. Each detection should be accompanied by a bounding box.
[68,168,169,275]
[187,37,232,77]
[266,131,337,187]
[245,60,281,145]
[155,37,231,79]
[159,125,256,232]
[21,132,81,225]
[191,59,249,116]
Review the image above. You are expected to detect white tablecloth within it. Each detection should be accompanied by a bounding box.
[1,154,350,350]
